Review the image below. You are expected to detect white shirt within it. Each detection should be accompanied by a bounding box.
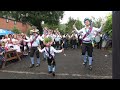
[41,34,46,41]
[52,34,56,40]
[54,35,61,42]
[75,26,102,42]
[24,35,43,47]
[39,46,62,57]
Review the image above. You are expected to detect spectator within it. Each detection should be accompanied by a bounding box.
[102,32,109,50]
[0,41,6,66]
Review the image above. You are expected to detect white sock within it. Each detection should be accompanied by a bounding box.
[30,57,34,64]
[52,66,56,72]
[82,55,87,62]
[88,57,92,65]
[48,65,52,72]
[37,58,40,64]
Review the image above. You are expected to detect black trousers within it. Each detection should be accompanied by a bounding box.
[21,45,29,52]
[30,47,40,58]
[97,38,102,49]
[47,57,56,66]
[55,41,60,49]
[40,41,45,49]
[81,43,93,57]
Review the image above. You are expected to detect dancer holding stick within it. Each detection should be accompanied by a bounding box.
[73,18,104,70]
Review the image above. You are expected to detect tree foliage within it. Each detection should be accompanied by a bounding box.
[91,14,112,38]
[58,24,66,35]
[12,26,21,34]
[103,14,112,37]
[0,11,64,34]
[65,17,83,34]
[91,17,103,28]
[26,27,33,36]
[75,19,83,30]
[42,23,59,30]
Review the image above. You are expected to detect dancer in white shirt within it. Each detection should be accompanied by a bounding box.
[24,28,43,68]
[73,18,104,70]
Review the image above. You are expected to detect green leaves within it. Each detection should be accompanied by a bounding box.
[91,14,112,38]
[65,17,83,34]
[58,24,66,35]
[92,17,102,28]
[43,37,52,44]
[75,19,83,30]
[12,26,21,34]
[0,11,64,34]
[103,14,112,37]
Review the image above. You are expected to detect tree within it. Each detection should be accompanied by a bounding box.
[75,19,83,30]
[42,23,59,30]
[65,17,83,34]
[91,15,112,37]
[0,11,64,35]
[12,26,21,34]
[91,16,103,28]
[58,24,66,35]
[26,27,33,36]
[103,14,112,37]
[65,17,75,34]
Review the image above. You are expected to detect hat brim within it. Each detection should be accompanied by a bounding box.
[30,29,39,33]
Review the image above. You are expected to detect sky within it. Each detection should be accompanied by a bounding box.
[60,11,112,24]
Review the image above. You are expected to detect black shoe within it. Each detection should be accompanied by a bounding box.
[35,64,40,67]
[29,64,34,68]
[48,71,52,74]
[52,72,55,76]
[89,65,92,70]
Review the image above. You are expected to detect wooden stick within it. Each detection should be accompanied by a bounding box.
[74,20,77,26]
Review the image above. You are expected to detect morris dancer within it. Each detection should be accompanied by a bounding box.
[24,28,43,68]
[73,18,104,70]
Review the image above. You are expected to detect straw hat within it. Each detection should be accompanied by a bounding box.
[30,29,39,33]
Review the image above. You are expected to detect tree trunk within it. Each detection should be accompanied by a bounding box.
[37,22,43,35]
[34,21,43,35]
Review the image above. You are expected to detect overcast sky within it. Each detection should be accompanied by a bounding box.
[60,11,112,24]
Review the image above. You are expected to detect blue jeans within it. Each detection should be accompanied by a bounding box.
[63,42,68,49]
[72,45,77,49]
[43,52,47,60]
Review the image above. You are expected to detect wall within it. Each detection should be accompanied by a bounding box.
[0,17,32,33]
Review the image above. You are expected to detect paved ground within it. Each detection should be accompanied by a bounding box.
[0,48,112,79]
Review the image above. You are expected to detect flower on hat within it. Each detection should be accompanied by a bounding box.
[43,36,53,46]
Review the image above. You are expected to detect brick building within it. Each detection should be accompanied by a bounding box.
[0,17,32,33]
